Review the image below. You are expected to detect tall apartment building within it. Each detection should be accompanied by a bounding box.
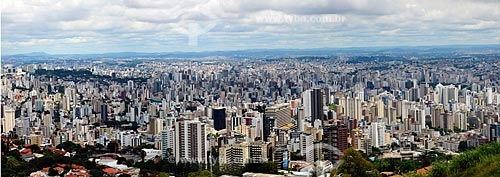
[161,128,175,159]
[2,107,15,134]
[323,124,348,161]
[175,120,207,163]
[300,134,314,163]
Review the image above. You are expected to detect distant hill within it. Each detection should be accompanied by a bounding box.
[3,44,500,59]
[9,52,51,57]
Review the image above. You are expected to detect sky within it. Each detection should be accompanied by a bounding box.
[1,0,500,55]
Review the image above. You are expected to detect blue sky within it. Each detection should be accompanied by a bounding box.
[2,0,500,55]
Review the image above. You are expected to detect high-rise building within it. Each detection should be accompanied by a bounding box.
[161,129,175,160]
[489,123,500,142]
[248,141,269,163]
[265,103,290,128]
[101,104,108,121]
[175,120,207,163]
[323,124,348,161]
[273,147,289,170]
[486,87,493,105]
[212,107,227,131]
[2,107,15,134]
[297,108,305,132]
[302,90,312,118]
[149,117,164,136]
[34,99,44,112]
[300,134,314,163]
[371,122,386,148]
[219,142,249,168]
[311,88,324,122]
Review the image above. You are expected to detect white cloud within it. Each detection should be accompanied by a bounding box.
[1,0,499,54]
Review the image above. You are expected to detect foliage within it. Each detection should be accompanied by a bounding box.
[290,151,304,160]
[410,142,500,177]
[332,148,382,177]
[242,162,279,174]
[107,140,120,153]
[56,141,82,152]
[187,170,214,177]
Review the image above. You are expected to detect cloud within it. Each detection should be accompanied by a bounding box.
[380,29,401,35]
[1,0,499,54]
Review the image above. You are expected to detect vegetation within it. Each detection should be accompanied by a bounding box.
[425,142,500,177]
[187,170,215,177]
[401,143,500,177]
[332,148,382,177]
[1,140,102,177]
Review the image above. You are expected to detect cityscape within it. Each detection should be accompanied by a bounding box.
[2,1,500,177]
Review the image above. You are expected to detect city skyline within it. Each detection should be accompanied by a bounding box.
[2,1,500,177]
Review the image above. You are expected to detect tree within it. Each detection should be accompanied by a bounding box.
[48,168,59,176]
[242,162,278,174]
[397,160,419,174]
[372,146,382,155]
[107,141,120,153]
[159,172,169,177]
[290,151,304,160]
[458,141,468,152]
[187,170,214,177]
[56,141,81,152]
[12,139,25,146]
[332,148,382,177]
[28,144,42,153]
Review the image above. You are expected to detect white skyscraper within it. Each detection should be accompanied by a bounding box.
[371,122,386,148]
[302,90,312,118]
[2,107,16,134]
[486,87,493,105]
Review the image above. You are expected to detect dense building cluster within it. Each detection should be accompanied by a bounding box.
[2,55,500,176]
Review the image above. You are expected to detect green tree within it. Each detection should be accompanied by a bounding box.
[159,172,169,177]
[56,141,81,152]
[107,140,120,153]
[242,162,278,174]
[458,141,468,152]
[187,170,214,177]
[48,168,59,176]
[332,148,382,177]
[290,151,304,160]
[398,160,419,174]
[28,144,42,153]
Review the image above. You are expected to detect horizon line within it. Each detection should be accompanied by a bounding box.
[3,43,500,56]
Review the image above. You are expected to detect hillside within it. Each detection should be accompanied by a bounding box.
[411,143,500,177]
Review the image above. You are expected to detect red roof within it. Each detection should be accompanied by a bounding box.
[416,166,433,176]
[103,168,119,174]
[20,148,32,155]
[53,149,67,155]
[66,172,90,177]
[71,164,86,170]
[53,167,65,172]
